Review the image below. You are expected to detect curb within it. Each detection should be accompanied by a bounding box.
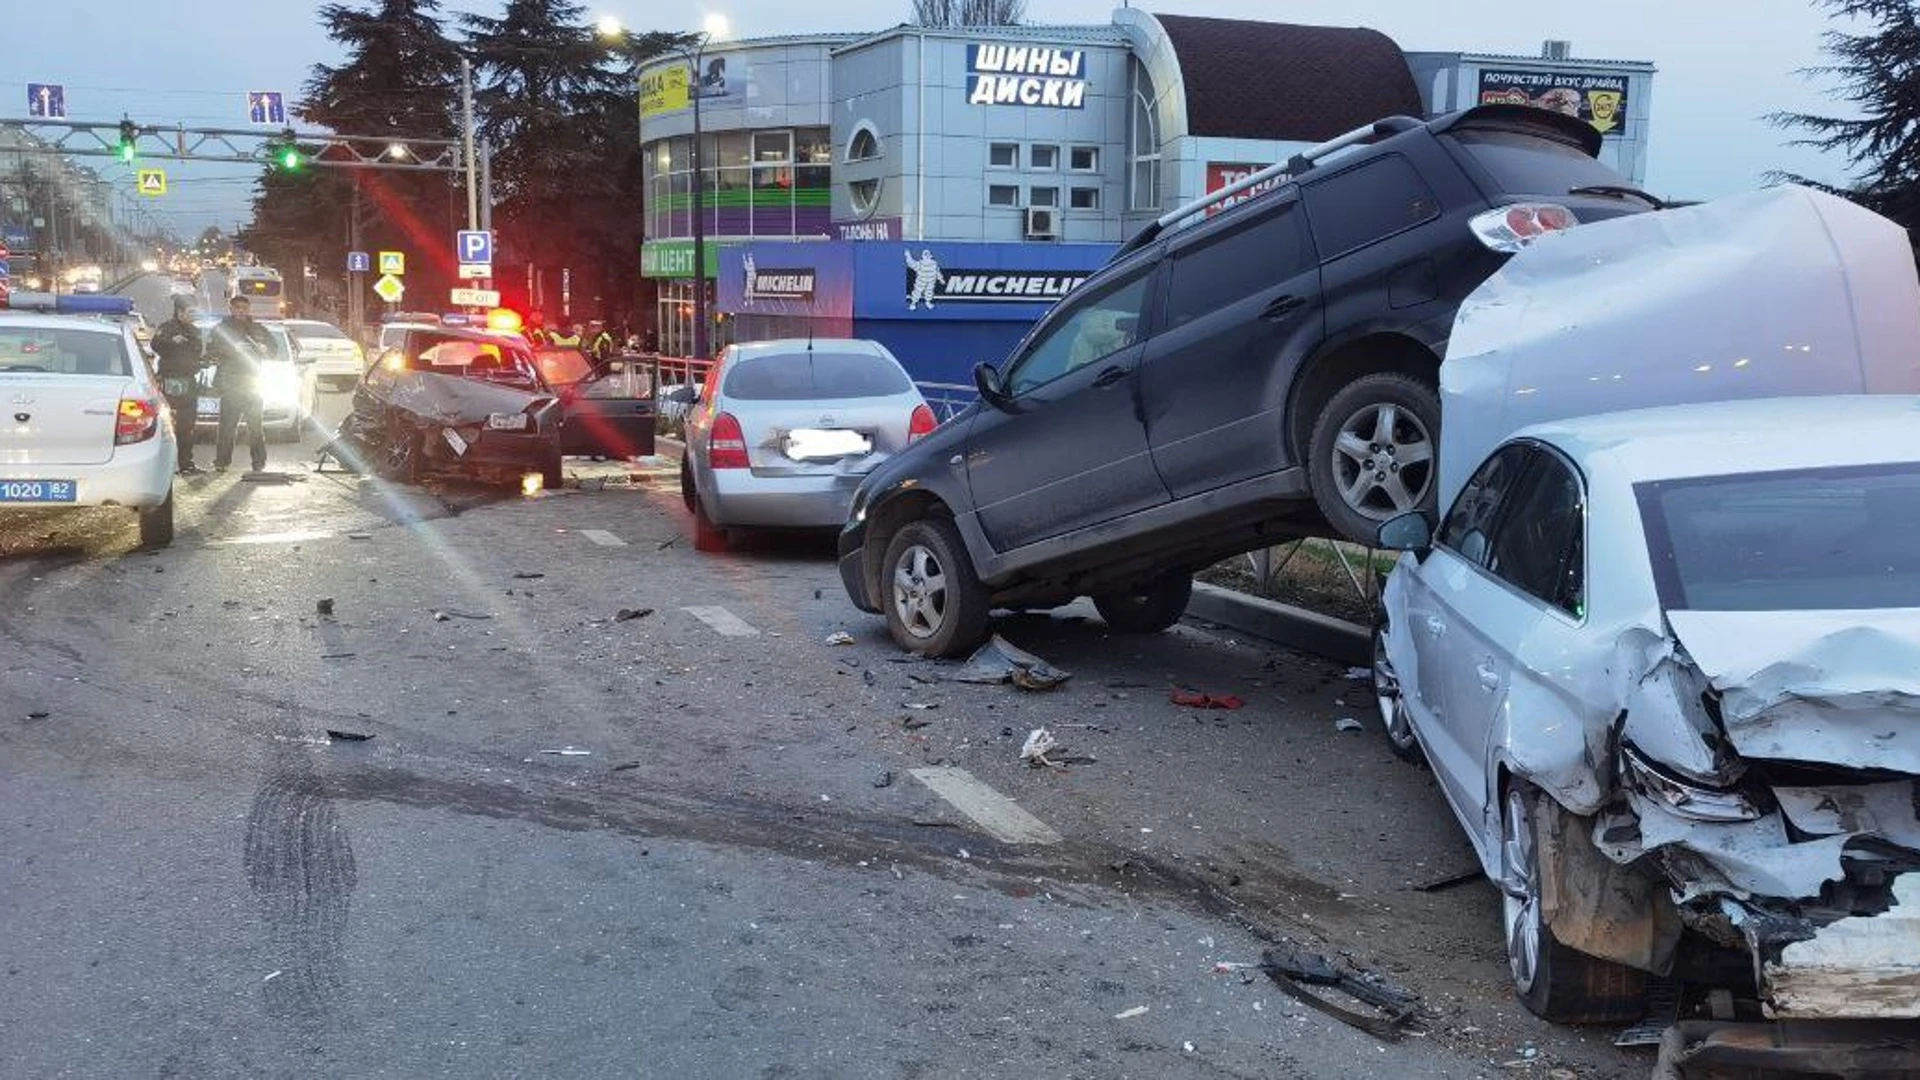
[1185,581,1371,666]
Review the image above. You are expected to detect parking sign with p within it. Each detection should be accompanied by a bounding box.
[456,230,492,266]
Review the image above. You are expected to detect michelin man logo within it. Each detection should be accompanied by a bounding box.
[742,253,758,304]
[906,248,944,310]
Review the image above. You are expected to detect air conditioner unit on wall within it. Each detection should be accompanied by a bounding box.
[1025,207,1058,240]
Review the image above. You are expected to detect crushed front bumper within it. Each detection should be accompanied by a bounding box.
[1654,1018,1920,1079]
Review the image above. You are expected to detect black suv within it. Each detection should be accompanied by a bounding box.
[839,105,1652,656]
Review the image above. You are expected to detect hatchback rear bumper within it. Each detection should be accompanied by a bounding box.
[708,470,862,529]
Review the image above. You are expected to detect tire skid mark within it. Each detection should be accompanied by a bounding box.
[242,766,358,1026]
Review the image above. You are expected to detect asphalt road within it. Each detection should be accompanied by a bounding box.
[1,284,1653,1077]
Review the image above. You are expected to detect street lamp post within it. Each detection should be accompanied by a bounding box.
[687,33,709,361]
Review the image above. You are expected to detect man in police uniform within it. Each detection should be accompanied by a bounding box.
[205,294,275,473]
[150,296,204,474]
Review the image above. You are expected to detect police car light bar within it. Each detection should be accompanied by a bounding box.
[4,291,136,315]
[1116,115,1422,258]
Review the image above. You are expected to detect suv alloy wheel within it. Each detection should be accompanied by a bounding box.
[1308,372,1440,543]
[881,517,990,657]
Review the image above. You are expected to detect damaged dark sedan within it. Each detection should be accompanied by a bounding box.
[324,325,654,489]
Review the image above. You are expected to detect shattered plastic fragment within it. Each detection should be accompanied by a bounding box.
[953,635,1072,690]
[541,747,592,756]
[1334,717,1364,733]
[1114,1006,1149,1020]
[325,729,373,742]
[825,631,855,646]
[1020,727,1068,769]
[1171,689,1244,710]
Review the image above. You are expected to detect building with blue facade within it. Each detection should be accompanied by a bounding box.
[637,11,1655,383]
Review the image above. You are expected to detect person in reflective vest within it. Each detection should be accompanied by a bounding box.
[586,320,615,361]
[547,323,582,349]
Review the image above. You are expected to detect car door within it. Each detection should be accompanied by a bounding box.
[1138,191,1323,498]
[1411,442,1534,818]
[534,349,657,458]
[965,260,1167,552]
[1437,445,1588,822]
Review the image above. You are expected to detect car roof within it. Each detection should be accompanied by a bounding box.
[1520,395,1920,482]
[727,338,893,360]
[0,313,126,334]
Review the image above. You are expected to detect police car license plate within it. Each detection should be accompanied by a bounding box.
[0,480,77,503]
[197,397,219,418]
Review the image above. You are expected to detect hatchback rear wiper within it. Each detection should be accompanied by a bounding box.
[1568,184,1670,210]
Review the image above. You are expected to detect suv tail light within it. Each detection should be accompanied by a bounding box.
[908,404,938,442]
[115,396,160,445]
[1469,203,1579,253]
[709,411,749,469]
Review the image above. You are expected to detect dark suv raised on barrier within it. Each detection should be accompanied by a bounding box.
[839,105,1656,656]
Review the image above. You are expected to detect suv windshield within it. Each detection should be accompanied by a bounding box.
[1446,127,1626,197]
[1638,463,1920,611]
[724,351,909,401]
[0,327,132,376]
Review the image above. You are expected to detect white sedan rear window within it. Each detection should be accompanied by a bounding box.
[0,328,132,377]
[724,351,909,401]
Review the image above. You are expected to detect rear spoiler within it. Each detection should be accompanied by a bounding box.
[1115,115,1424,258]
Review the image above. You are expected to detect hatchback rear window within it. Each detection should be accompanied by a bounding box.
[1445,128,1625,197]
[0,328,132,376]
[724,351,909,401]
[1638,463,1920,611]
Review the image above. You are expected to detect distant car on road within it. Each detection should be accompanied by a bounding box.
[284,319,366,390]
[0,310,176,547]
[681,338,934,552]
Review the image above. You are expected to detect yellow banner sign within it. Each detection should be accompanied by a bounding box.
[639,66,690,118]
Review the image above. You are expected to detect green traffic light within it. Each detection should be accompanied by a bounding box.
[118,142,135,163]
[279,147,300,169]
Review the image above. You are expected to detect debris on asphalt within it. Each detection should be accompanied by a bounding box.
[25,711,50,720]
[541,747,592,756]
[903,702,939,710]
[1170,688,1244,710]
[324,729,374,742]
[1021,727,1074,769]
[346,532,372,540]
[315,598,335,617]
[1412,869,1482,893]
[433,609,493,621]
[1343,667,1372,682]
[1114,1006,1149,1020]
[320,652,357,660]
[1259,945,1420,1040]
[862,669,877,687]
[953,635,1071,690]
[901,715,933,731]
[264,970,282,982]
[873,770,894,788]
[656,536,678,550]
[614,608,654,622]
[511,572,545,580]
[825,631,855,646]
[610,762,641,772]
[1334,717,1364,733]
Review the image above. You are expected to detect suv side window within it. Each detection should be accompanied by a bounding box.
[1438,443,1531,568]
[1164,200,1313,329]
[1004,266,1153,395]
[1301,154,1440,259]
[1485,451,1586,617]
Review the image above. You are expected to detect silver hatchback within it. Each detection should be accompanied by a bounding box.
[682,339,935,551]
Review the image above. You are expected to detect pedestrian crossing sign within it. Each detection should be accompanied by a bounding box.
[137,169,167,196]
[378,251,406,275]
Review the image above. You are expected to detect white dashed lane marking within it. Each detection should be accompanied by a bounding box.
[910,766,1063,845]
[681,605,760,637]
[579,529,626,547]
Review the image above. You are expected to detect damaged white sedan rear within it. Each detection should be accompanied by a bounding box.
[1374,395,1920,1027]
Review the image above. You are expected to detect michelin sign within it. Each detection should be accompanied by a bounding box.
[967,44,1087,109]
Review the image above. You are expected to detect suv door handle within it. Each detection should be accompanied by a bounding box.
[1260,294,1305,321]
[1476,662,1500,691]
[1091,365,1127,388]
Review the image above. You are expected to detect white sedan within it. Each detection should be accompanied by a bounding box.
[1374,396,1920,1026]
[284,319,367,389]
[0,313,176,547]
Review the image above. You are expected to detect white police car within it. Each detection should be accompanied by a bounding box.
[0,294,177,547]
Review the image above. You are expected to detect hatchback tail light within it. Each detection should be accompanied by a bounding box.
[709,411,749,469]
[115,396,160,445]
[908,404,938,442]
[1469,203,1579,253]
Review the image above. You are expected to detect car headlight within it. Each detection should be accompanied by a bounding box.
[260,367,302,407]
[1619,744,1762,822]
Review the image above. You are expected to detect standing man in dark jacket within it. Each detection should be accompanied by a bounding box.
[205,294,275,473]
[150,297,204,474]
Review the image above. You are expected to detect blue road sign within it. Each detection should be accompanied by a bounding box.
[456,230,493,265]
[2,229,28,249]
[27,83,66,119]
[247,91,286,125]
[347,251,371,273]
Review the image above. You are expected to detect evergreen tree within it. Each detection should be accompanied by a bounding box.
[1772,0,1920,231]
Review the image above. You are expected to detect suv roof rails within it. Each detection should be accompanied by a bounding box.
[1115,115,1423,258]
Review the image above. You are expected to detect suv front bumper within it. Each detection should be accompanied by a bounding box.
[838,520,879,613]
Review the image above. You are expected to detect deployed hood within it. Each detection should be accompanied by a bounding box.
[1666,608,1920,773]
[1440,185,1920,511]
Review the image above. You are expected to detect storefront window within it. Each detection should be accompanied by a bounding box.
[643,126,830,242]
[654,279,722,360]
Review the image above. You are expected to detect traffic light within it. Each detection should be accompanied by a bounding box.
[268,129,304,172]
[116,119,137,163]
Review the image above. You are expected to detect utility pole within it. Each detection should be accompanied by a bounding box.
[689,39,709,361]
[348,183,365,339]
[461,58,479,231]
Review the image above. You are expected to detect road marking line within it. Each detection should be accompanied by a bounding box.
[681,605,760,637]
[209,529,334,546]
[910,766,1063,845]
[579,529,626,547]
